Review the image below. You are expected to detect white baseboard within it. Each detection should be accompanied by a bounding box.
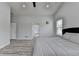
[13,37,33,40]
[0,39,10,49]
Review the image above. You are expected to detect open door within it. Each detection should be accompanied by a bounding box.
[11,23,16,39]
[32,24,40,38]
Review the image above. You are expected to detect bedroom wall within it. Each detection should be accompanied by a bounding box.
[0,3,10,48]
[55,2,79,28]
[13,15,54,39]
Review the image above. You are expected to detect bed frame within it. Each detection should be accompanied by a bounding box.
[62,27,79,34]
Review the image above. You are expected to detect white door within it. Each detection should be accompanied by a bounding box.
[32,24,40,38]
[11,23,16,39]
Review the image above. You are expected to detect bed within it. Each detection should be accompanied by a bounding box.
[33,27,79,56]
[33,36,79,56]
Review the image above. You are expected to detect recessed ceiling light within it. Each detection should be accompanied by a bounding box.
[22,4,26,8]
[46,4,49,8]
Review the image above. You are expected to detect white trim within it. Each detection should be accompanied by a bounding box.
[15,37,33,40]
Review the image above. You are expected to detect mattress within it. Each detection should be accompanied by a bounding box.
[33,37,79,56]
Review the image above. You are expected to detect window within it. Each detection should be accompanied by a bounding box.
[56,19,63,36]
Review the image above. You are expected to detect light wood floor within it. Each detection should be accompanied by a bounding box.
[0,39,33,56]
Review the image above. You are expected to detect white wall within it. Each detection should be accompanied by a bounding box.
[0,3,10,48]
[13,15,54,39]
[55,2,79,28]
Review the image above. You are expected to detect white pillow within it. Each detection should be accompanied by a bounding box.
[63,33,79,44]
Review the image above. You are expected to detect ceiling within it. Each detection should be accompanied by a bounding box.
[7,2,63,16]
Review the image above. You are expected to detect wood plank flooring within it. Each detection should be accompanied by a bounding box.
[0,39,33,56]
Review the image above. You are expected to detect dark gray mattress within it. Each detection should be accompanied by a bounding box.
[33,37,79,56]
